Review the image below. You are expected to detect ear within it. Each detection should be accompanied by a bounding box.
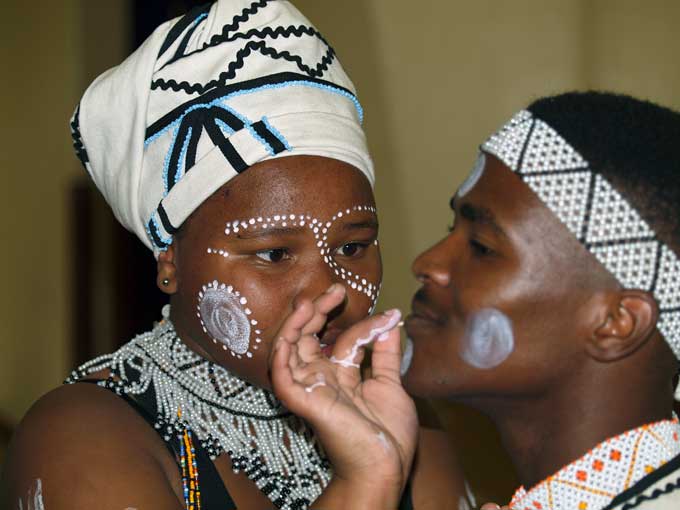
[156,244,178,295]
[587,290,659,362]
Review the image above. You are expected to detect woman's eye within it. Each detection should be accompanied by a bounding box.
[336,242,365,257]
[470,239,492,256]
[255,248,289,262]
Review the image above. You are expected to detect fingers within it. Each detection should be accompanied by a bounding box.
[369,326,403,384]
[329,309,402,382]
[270,338,302,408]
[268,299,315,374]
[300,284,347,336]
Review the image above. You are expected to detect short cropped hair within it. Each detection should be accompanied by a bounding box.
[528,91,680,255]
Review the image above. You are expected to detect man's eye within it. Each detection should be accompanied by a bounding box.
[255,248,289,262]
[470,239,492,256]
[336,242,365,257]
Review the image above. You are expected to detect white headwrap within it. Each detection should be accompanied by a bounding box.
[70,0,373,254]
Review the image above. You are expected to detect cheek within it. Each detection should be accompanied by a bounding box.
[459,308,514,369]
[197,281,263,359]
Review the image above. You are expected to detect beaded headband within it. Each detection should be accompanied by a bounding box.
[481,110,680,360]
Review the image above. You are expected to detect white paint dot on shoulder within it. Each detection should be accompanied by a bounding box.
[249,218,255,224]
[274,215,281,221]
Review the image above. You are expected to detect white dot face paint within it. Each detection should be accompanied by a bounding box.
[198,281,251,356]
[459,308,514,369]
[456,152,486,198]
[400,337,414,376]
[212,205,382,317]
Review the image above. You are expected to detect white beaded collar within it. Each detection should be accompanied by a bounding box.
[67,313,330,510]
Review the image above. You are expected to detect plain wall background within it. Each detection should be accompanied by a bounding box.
[2,0,680,502]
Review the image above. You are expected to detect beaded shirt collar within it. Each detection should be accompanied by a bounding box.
[510,415,680,510]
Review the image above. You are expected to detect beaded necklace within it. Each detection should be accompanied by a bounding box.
[66,315,330,510]
[510,415,680,510]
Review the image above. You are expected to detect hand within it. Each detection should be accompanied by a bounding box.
[270,284,418,505]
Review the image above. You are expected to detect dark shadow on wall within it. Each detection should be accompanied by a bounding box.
[71,1,196,365]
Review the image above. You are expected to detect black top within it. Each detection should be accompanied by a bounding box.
[76,380,414,510]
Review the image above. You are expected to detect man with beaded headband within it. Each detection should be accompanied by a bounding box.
[416,92,680,509]
[270,91,680,510]
[0,1,466,509]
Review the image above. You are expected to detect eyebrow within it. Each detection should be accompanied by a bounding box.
[342,219,379,231]
[234,219,379,239]
[450,197,507,239]
[235,225,308,239]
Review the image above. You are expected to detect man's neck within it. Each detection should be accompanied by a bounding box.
[486,374,673,490]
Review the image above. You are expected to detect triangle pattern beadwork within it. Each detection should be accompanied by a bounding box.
[519,119,588,174]
[510,416,680,510]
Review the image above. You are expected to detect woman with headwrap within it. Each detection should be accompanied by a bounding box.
[0,1,466,509]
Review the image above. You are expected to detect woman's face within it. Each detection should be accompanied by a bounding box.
[166,155,382,389]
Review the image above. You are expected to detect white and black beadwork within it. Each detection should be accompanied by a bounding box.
[482,110,680,360]
[66,310,330,510]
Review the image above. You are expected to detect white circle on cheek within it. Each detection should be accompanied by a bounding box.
[400,337,414,376]
[456,152,486,198]
[459,308,514,369]
[199,287,251,355]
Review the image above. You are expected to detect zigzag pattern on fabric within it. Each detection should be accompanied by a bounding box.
[159,24,333,72]
[617,477,680,510]
[152,39,335,95]
[70,103,89,166]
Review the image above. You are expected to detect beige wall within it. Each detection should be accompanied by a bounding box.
[1,1,82,425]
[2,0,680,502]
[0,1,130,428]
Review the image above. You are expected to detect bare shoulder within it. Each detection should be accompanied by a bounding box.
[410,426,469,510]
[1,383,183,510]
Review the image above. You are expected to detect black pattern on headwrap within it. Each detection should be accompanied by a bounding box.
[70,103,89,168]
[157,2,213,59]
[145,72,357,141]
[152,38,336,94]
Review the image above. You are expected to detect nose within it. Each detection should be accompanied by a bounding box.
[296,254,344,303]
[412,236,453,288]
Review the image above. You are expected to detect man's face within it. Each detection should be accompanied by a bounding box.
[402,154,597,404]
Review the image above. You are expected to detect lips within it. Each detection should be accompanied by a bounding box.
[409,290,446,325]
